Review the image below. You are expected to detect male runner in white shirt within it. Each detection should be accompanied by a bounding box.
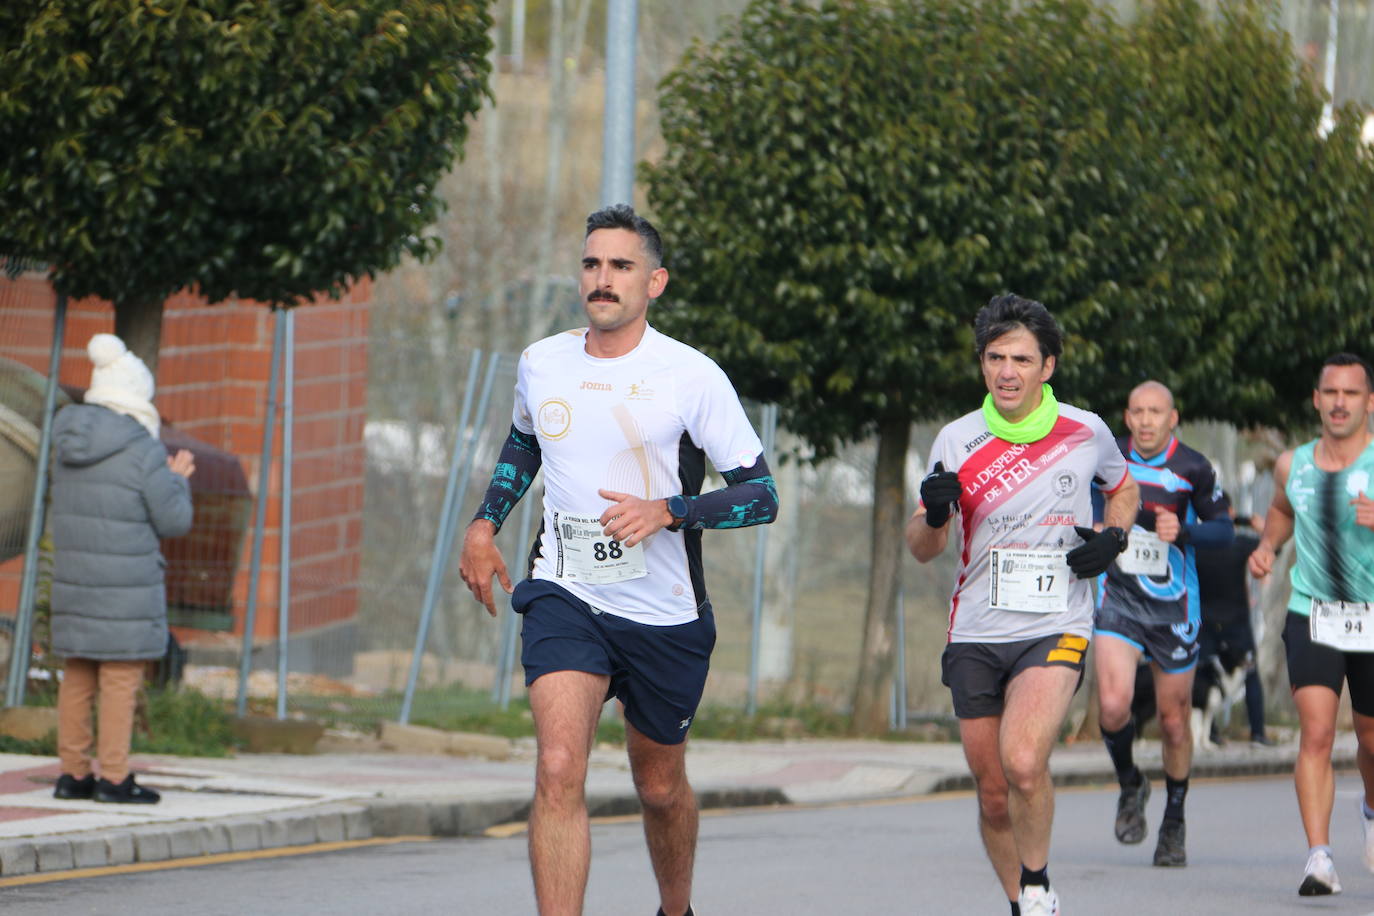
[460,205,777,916]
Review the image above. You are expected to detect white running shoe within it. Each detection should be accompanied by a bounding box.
[1361,800,1374,872]
[1299,848,1342,896]
[1017,883,1060,916]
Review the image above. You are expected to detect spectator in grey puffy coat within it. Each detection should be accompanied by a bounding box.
[49,333,194,805]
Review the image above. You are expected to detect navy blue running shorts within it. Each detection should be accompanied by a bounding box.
[512,578,716,745]
[941,633,1089,719]
[1094,604,1200,674]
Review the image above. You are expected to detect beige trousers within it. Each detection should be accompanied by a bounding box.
[57,657,144,784]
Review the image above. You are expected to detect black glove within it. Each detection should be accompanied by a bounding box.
[1066,525,1127,578]
[920,461,962,528]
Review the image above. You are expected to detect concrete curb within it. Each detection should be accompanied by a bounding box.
[0,787,789,878]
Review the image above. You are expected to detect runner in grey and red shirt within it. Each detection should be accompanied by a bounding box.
[908,294,1138,916]
[927,402,1130,645]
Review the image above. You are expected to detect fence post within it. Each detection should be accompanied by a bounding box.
[275,308,296,720]
[5,293,66,708]
[400,351,502,724]
[236,307,285,717]
[746,403,778,717]
[891,587,907,731]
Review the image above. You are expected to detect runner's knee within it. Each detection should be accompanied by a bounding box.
[1001,751,1045,797]
[1298,720,1337,755]
[536,745,589,798]
[975,780,1011,825]
[634,773,689,812]
[1156,702,1191,743]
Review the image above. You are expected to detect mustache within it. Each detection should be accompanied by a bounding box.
[587,290,619,304]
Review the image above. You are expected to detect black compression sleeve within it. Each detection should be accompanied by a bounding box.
[472,426,542,531]
[676,458,778,530]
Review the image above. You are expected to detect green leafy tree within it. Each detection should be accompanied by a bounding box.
[645,0,1370,732]
[0,0,493,374]
[1128,1,1374,430]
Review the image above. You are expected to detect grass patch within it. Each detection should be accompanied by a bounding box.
[0,731,55,756]
[134,687,239,757]
[282,688,946,745]
[0,687,239,759]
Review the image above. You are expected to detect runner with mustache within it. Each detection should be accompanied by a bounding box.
[1250,352,1374,897]
[460,204,777,916]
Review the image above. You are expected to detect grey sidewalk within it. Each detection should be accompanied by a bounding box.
[0,729,1347,879]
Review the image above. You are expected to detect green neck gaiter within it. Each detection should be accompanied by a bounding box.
[982,384,1059,444]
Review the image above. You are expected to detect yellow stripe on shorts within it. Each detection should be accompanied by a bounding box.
[1047,634,1088,664]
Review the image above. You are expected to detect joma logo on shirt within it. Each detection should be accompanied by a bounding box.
[579,381,612,391]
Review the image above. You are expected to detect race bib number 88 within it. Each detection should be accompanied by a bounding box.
[551,511,647,585]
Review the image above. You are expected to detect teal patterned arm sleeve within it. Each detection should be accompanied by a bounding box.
[676,458,778,530]
[472,426,542,531]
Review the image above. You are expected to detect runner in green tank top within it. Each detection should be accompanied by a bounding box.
[1249,353,1374,898]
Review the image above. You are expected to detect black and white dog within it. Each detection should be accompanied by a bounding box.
[1128,638,1251,751]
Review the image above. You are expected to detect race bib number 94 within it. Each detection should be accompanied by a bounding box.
[1310,599,1374,652]
[551,511,647,585]
[989,548,1071,614]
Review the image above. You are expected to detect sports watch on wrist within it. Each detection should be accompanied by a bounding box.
[666,494,689,531]
[1105,526,1128,554]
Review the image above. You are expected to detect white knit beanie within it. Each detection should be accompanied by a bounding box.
[84,333,160,438]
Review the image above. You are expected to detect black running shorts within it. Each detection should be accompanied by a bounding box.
[1283,611,1374,717]
[941,633,1089,719]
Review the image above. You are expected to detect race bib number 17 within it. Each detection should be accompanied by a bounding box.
[988,548,1071,614]
[551,511,647,585]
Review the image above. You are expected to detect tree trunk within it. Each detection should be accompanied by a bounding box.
[850,416,911,734]
[113,299,165,381]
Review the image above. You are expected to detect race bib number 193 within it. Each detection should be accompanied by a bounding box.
[988,548,1071,614]
[1117,529,1168,577]
[551,511,647,585]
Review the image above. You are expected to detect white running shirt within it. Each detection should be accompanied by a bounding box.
[514,324,763,625]
[926,404,1130,644]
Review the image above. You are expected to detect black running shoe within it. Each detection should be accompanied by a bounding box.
[94,774,161,805]
[655,909,694,916]
[1115,774,1150,844]
[53,773,95,800]
[1153,818,1186,867]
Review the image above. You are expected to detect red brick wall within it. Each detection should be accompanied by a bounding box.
[0,275,370,648]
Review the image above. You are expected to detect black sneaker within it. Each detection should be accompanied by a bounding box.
[1115,774,1150,844]
[94,774,161,805]
[655,908,695,916]
[1153,818,1186,867]
[53,773,95,800]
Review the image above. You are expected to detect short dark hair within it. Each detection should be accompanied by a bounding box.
[1316,352,1374,391]
[585,204,663,268]
[974,293,1063,361]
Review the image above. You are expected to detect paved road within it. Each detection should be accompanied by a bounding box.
[8,773,1374,914]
